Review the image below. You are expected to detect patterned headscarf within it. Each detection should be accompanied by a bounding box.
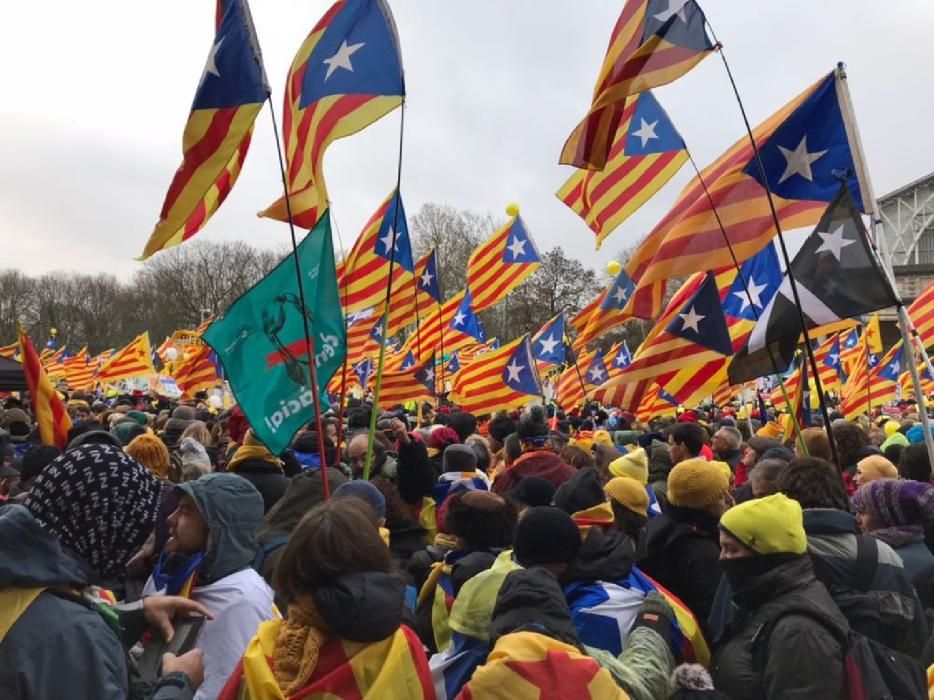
[26,443,162,579]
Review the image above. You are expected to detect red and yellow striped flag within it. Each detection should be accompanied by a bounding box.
[399,291,476,362]
[554,350,597,411]
[560,0,713,170]
[0,342,18,359]
[450,336,541,415]
[636,383,680,422]
[370,354,435,410]
[907,281,934,350]
[558,90,688,249]
[97,333,156,383]
[173,344,220,397]
[17,328,72,450]
[466,209,541,313]
[841,338,871,419]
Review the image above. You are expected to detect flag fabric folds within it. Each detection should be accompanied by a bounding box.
[560,0,713,170]
[575,266,636,348]
[729,185,898,384]
[260,0,405,227]
[813,333,844,393]
[558,90,688,248]
[337,189,414,313]
[450,336,541,415]
[203,213,346,454]
[371,354,435,409]
[450,289,486,343]
[0,342,18,360]
[907,281,934,350]
[555,349,597,411]
[17,328,72,450]
[173,344,221,397]
[531,313,567,369]
[624,71,863,320]
[465,212,541,313]
[140,0,269,259]
[97,333,157,383]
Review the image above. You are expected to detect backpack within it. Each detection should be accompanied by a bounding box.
[826,535,887,645]
[251,534,289,574]
[750,604,926,700]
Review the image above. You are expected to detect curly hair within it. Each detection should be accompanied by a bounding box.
[443,490,517,549]
[778,457,850,511]
[832,421,868,469]
[559,445,594,470]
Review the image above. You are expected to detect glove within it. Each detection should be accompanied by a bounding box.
[631,591,675,639]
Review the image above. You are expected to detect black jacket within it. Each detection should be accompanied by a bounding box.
[228,459,289,514]
[712,556,847,700]
[564,526,636,585]
[640,505,721,633]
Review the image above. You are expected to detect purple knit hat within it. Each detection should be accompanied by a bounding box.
[854,478,934,527]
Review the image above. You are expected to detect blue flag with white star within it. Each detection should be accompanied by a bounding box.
[300,0,404,106]
[823,335,845,383]
[585,353,610,386]
[722,244,783,322]
[417,249,441,303]
[843,328,859,350]
[665,272,733,356]
[613,341,632,370]
[353,357,372,386]
[877,345,904,382]
[450,289,486,342]
[601,267,636,311]
[532,313,566,366]
[369,317,385,343]
[446,351,460,375]
[501,217,541,265]
[414,356,436,393]
[501,337,542,396]
[400,350,416,371]
[624,90,686,157]
[374,190,414,272]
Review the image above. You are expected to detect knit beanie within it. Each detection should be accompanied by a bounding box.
[881,431,909,452]
[720,493,807,555]
[609,447,648,484]
[179,437,211,475]
[172,405,196,422]
[125,433,171,479]
[506,476,555,508]
[604,476,649,518]
[333,480,387,521]
[442,443,478,473]
[667,458,730,510]
[906,424,934,445]
[854,478,934,528]
[513,506,582,566]
[126,410,149,426]
[428,426,460,452]
[552,467,606,515]
[592,430,613,448]
[856,455,899,483]
[883,420,901,437]
[112,420,147,447]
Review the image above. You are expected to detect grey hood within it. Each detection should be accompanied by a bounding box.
[176,473,264,584]
[0,504,92,588]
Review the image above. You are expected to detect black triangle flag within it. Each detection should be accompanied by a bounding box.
[729,184,898,384]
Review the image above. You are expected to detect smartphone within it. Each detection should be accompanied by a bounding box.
[136,614,206,680]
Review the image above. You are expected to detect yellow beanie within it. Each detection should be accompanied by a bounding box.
[126,433,170,480]
[604,476,649,518]
[720,493,807,555]
[883,420,900,437]
[756,421,784,440]
[667,458,730,510]
[593,430,614,448]
[709,460,733,483]
[856,455,898,483]
[608,447,649,484]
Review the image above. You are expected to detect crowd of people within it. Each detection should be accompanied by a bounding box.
[1,390,934,698]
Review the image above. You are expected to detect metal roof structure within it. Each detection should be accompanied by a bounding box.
[879,170,934,266]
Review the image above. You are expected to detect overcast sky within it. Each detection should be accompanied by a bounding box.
[3,1,932,281]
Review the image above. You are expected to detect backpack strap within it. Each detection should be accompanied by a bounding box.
[252,534,290,573]
[851,535,878,593]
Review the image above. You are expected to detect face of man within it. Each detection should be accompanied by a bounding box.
[71,408,91,423]
[711,430,732,458]
[166,494,209,555]
[347,435,369,478]
[719,530,754,560]
[324,422,338,443]
[668,434,688,465]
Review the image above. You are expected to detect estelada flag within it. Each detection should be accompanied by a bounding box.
[140,0,269,259]
[371,354,436,410]
[450,336,541,415]
[97,333,157,383]
[907,281,934,350]
[17,328,72,450]
[465,209,541,313]
[174,344,221,397]
[218,619,434,700]
[260,0,404,227]
[560,0,713,170]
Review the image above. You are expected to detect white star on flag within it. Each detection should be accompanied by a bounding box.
[505,359,525,383]
[452,310,466,327]
[814,224,855,261]
[379,228,398,254]
[679,306,705,333]
[777,135,827,184]
[538,334,559,356]
[506,236,527,260]
[323,40,365,80]
[200,36,224,85]
[612,285,630,304]
[654,0,689,23]
[420,270,434,288]
[588,365,606,383]
[631,118,659,148]
[733,276,769,311]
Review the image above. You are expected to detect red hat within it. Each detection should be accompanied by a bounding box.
[428,426,460,451]
[677,410,698,423]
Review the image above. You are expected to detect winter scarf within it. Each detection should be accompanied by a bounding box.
[227,431,282,472]
[274,596,330,696]
[25,443,161,579]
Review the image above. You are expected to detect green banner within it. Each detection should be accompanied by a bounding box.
[203,213,345,455]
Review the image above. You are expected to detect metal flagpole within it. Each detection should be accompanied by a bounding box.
[708,35,838,466]
[364,102,406,480]
[267,97,332,499]
[834,63,934,467]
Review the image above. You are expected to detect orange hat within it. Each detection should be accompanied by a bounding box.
[125,433,170,480]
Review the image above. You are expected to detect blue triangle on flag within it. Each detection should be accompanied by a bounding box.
[624,90,685,157]
[665,272,733,355]
[501,338,540,395]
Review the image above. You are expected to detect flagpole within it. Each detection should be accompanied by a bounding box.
[684,149,807,454]
[834,63,934,466]
[267,98,333,499]
[365,101,406,480]
[331,205,351,468]
[708,37,837,463]
[436,273,446,406]
[566,344,591,407]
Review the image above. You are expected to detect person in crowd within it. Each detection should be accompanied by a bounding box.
[778,457,928,655]
[899,443,932,482]
[667,422,709,467]
[641,458,732,634]
[854,453,899,487]
[833,420,871,495]
[161,406,196,452]
[218,499,434,699]
[854,478,934,579]
[486,414,517,477]
[126,432,172,481]
[0,444,208,699]
[604,476,649,555]
[792,426,834,462]
[559,444,595,470]
[178,437,212,481]
[609,447,661,518]
[746,458,786,499]
[503,475,555,516]
[713,493,848,699]
[711,426,743,471]
[6,444,59,502]
[225,429,288,513]
[735,435,779,489]
[143,473,277,700]
[491,406,575,494]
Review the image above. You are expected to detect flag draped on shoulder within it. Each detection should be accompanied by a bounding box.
[141,0,269,259]
[560,0,713,170]
[17,328,72,450]
[558,90,688,248]
[260,0,404,227]
[466,209,541,312]
[450,336,541,415]
[625,71,863,320]
[337,189,414,313]
[729,185,897,384]
[97,333,157,382]
[203,213,346,454]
